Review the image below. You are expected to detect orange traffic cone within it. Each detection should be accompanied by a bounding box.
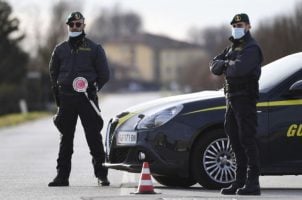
[134,162,156,194]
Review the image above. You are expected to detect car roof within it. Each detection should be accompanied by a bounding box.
[259,52,302,93]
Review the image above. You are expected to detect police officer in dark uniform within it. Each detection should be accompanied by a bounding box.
[48,11,110,187]
[209,13,263,195]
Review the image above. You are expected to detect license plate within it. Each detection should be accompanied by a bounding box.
[116,131,137,145]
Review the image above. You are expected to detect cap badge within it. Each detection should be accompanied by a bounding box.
[75,13,80,20]
[235,15,241,22]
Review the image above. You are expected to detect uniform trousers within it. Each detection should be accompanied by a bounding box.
[224,95,260,183]
[53,91,108,179]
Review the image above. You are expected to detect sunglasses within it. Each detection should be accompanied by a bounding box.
[232,23,245,28]
[68,22,83,28]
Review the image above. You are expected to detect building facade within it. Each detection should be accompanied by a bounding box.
[104,33,207,90]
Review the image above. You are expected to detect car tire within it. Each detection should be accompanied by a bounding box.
[153,175,196,187]
[191,129,236,189]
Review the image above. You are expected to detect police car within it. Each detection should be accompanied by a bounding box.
[105,53,302,189]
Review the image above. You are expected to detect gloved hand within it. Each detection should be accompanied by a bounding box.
[210,59,227,76]
[86,85,97,100]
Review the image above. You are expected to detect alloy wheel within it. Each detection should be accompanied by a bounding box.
[202,138,236,184]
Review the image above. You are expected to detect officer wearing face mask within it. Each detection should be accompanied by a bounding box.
[48,11,110,187]
[209,13,263,195]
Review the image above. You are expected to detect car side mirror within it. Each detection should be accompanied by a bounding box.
[289,80,302,96]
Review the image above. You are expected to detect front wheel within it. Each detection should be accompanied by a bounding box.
[191,129,236,189]
[153,175,196,187]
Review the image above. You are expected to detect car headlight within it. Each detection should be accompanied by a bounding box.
[137,105,183,130]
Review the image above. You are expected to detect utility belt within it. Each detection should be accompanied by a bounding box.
[58,82,96,94]
[224,80,258,95]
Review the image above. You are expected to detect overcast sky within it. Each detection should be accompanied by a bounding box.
[6,0,301,47]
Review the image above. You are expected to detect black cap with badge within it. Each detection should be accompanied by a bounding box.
[66,11,85,24]
[230,13,250,25]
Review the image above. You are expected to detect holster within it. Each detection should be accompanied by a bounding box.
[224,80,259,98]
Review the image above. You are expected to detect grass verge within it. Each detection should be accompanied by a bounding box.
[0,112,51,128]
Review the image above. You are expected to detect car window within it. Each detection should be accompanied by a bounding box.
[259,54,302,93]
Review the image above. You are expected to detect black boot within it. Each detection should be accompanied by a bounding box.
[237,165,261,195]
[48,175,69,187]
[93,158,110,186]
[221,165,246,195]
[237,179,260,195]
[97,176,110,186]
[221,182,245,195]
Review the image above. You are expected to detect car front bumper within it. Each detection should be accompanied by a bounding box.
[104,117,190,176]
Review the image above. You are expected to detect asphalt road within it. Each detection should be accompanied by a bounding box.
[1,92,302,200]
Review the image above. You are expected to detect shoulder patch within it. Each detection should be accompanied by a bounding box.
[234,47,243,51]
[78,47,92,51]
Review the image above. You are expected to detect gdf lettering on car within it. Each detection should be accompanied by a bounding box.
[287,124,302,137]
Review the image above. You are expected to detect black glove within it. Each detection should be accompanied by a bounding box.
[52,85,60,107]
[86,85,97,100]
[210,59,227,76]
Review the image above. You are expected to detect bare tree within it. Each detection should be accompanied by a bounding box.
[30,0,82,105]
[184,26,229,91]
[185,1,302,91]
[0,0,29,114]
[255,1,302,64]
[88,4,142,42]
[187,25,230,58]
[35,1,82,73]
[123,12,142,35]
[180,57,224,92]
[187,27,204,45]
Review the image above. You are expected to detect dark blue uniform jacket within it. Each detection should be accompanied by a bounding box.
[210,31,263,81]
[49,37,110,91]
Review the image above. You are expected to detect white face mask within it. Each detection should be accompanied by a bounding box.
[232,28,245,39]
[68,31,82,37]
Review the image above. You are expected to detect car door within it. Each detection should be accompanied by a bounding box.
[268,71,302,172]
[255,95,270,168]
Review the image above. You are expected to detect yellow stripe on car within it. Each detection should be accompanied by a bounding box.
[116,113,137,128]
[266,99,302,107]
[184,99,302,115]
[184,106,226,115]
[115,99,302,126]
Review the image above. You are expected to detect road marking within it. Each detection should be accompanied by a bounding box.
[121,171,136,185]
[120,172,137,195]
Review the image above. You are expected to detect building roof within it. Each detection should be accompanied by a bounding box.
[105,32,203,50]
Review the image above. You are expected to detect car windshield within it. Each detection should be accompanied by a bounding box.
[259,53,302,93]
